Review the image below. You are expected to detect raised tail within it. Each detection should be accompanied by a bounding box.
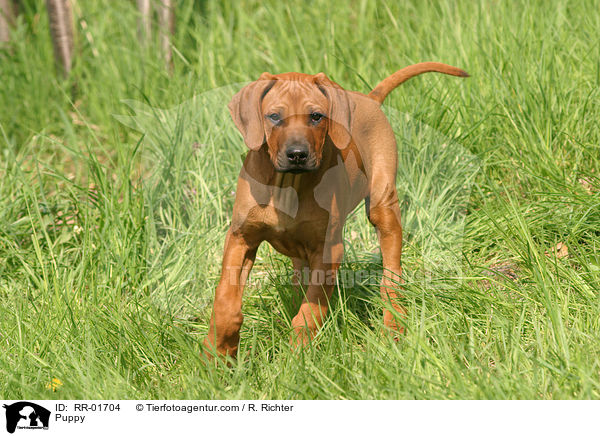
[368,62,469,104]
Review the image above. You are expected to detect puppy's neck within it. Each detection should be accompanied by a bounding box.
[272,171,302,191]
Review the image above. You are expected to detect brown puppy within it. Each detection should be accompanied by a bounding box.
[203,62,468,358]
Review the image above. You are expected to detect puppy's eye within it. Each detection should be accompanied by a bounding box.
[310,112,324,123]
[267,113,281,124]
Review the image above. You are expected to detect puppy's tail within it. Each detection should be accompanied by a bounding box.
[368,62,469,104]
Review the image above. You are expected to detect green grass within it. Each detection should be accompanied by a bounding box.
[1,0,599,399]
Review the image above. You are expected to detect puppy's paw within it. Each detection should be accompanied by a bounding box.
[382,309,406,341]
[200,338,238,366]
[289,324,317,350]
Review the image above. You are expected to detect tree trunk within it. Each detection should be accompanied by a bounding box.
[0,0,16,43]
[137,0,151,44]
[46,0,74,78]
[157,0,174,72]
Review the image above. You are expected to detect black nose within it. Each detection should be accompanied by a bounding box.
[286,146,309,165]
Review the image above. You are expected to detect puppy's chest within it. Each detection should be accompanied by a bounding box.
[259,203,328,238]
[249,203,330,257]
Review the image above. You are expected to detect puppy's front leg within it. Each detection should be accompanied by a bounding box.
[291,245,343,346]
[203,229,257,359]
[291,257,308,307]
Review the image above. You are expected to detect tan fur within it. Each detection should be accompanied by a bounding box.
[203,63,468,358]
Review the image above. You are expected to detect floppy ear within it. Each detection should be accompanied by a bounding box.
[228,72,276,151]
[314,73,355,149]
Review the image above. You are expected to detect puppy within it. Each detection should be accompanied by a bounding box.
[203,62,468,357]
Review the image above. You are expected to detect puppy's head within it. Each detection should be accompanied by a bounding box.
[229,72,355,173]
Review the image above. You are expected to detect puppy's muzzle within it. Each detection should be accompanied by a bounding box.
[277,142,317,173]
[286,145,309,165]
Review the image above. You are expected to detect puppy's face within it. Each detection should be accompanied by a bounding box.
[261,79,328,173]
[228,72,355,174]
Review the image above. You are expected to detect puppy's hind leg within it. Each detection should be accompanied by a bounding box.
[367,186,407,336]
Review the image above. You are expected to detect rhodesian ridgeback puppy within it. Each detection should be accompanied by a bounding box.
[203,62,468,358]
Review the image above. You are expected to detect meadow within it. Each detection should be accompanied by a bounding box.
[1,0,599,399]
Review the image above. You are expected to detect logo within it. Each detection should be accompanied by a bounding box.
[3,402,50,434]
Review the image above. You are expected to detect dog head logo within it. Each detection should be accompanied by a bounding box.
[3,402,50,434]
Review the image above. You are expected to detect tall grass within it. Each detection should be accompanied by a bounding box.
[0,0,599,399]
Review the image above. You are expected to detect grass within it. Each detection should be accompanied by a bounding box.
[1,0,599,399]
